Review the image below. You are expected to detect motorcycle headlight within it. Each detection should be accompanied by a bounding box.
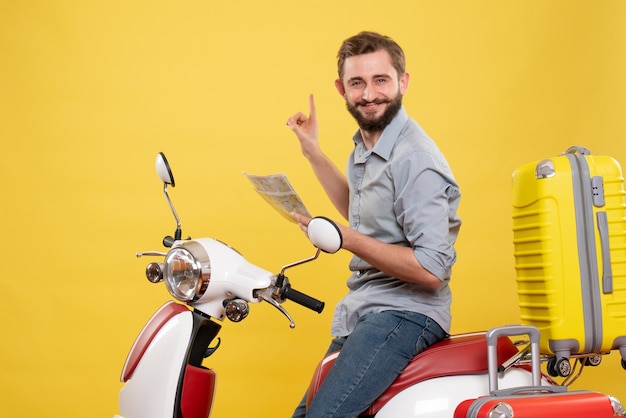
[164,242,211,302]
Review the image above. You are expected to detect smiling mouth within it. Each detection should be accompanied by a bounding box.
[358,99,389,110]
[359,103,385,116]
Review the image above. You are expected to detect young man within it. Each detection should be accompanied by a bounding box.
[286,31,461,417]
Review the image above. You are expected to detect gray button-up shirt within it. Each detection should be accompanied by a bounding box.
[331,106,461,336]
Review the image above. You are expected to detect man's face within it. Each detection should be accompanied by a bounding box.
[336,49,409,133]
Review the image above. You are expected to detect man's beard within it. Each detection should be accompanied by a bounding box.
[346,92,403,133]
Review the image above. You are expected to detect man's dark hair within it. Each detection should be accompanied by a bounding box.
[337,31,406,81]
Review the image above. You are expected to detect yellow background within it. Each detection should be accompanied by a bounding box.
[1,1,625,417]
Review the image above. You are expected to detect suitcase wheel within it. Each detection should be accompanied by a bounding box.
[547,357,571,377]
[583,355,602,367]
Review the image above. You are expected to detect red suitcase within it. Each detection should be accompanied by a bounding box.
[453,325,623,417]
[455,390,620,417]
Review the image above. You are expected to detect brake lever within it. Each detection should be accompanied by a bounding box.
[256,287,296,329]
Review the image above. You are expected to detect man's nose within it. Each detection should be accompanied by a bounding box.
[362,85,374,102]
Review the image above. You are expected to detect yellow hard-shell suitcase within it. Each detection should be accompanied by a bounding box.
[512,146,626,377]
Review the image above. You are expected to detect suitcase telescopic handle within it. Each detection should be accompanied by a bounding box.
[563,145,591,156]
[486,325,542,394]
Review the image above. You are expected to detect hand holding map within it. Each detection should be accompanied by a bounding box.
[243,172,311,222]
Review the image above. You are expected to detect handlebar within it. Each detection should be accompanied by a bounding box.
[280,284,325,313]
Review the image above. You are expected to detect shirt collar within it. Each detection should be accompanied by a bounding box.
[352,106,409,161]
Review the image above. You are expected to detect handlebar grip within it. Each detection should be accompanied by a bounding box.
[281,285,325,313]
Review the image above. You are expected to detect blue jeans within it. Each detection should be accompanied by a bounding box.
[292,310,446,418]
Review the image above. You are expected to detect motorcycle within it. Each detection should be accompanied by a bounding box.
[115,153,626,418]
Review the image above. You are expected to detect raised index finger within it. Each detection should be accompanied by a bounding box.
[308,94,316,121]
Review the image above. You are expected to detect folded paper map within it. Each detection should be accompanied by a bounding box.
[243,172,311,222]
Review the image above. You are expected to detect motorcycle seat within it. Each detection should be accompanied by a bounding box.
[306,331,520,416]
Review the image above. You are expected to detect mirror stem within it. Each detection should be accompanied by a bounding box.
[278,248,321,277]
[163,183,182,239]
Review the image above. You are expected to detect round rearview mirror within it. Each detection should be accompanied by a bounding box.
[307,216,342,254]
[156,152,175,186]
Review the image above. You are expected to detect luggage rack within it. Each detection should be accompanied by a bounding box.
[500,338,608,385]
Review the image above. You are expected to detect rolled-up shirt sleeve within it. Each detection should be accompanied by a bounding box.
[393,150,461,281]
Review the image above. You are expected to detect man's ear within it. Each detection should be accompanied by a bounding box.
[400,72,410,95]
[335,79,346,97]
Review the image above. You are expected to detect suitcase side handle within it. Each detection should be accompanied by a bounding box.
[597,211,614,294]
[486,325,542,394]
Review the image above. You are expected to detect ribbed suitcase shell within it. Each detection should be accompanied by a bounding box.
[511,147,626,360]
